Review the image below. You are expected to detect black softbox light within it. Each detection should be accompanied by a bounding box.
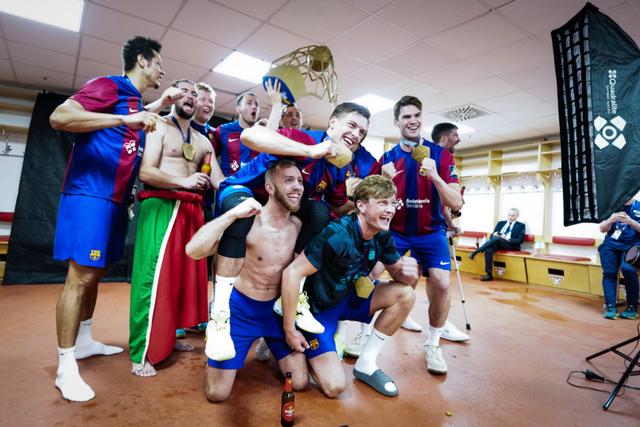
[552,2,640,226]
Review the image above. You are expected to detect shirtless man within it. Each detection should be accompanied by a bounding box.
[129,79,225,376]
[186,159,308,401]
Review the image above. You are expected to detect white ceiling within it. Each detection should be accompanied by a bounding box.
[1,0,639,150]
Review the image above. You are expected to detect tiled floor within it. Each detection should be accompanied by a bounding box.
[1,273,638,426]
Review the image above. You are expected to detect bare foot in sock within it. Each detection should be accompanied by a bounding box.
[75,340,123,360]
[131,361,157,377]
[174,341,194,352]
[56,361,95,401]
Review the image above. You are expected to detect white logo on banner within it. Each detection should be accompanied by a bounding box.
[594,116,626,150]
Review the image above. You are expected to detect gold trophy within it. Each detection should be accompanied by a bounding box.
[263,45,338,106]
[411,145,431,176]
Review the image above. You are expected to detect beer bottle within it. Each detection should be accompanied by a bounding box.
[201,152,212,175]
[281,372,294,427]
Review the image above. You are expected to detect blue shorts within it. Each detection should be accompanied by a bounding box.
[53,193,128,268]
[208,288,293,370]
[391,230,451,273]
[303,289,374,359]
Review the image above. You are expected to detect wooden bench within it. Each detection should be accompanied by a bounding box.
[526,236,595,293]
[454,231,487,275]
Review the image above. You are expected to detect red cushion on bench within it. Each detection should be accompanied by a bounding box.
[534,254,591,262]
[0,236,9,242]
[496,250,531,255]
[461,231,486,238]
[524,234,535,242]
[551,236,595,246]
[0,212,13,222]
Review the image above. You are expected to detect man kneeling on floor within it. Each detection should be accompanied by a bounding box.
[186,159,308,401]
[281,175,419,397]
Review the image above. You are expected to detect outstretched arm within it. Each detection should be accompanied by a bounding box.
[185,198,262,259]
[240,126,335,159]
[144,86,185,114]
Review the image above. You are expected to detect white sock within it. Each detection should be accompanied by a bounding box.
[426,326,443,347]
[298,277,306,293]
[212,275,235,316]
[56,346,95,401]
[354,328,390,375]
[361,321,373,336]
[336,321,347,342]
[75,319,123,359]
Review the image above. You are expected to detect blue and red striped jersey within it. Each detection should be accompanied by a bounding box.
[347,145,380,178]
[214,120,259,176]
[191,121,215,149]
[62,75,145,204]
[218,129,348,207]
[380,140,459,235]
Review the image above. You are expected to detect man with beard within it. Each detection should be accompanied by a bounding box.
[49,36,166,402]
[380,96,463,375]
[282,175,418,397]
[213,92,261,176]
[281,104,303,129]
[206,102,368,362]
[129,79,225,377]
[186,160,309,401]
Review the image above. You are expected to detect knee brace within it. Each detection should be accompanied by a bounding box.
[218,191,256,259]
[294,199,330,254]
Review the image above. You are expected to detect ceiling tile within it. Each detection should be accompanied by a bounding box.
[330,16,419,64]
[499,62,556,91]
[160,58,209,83]
[172,0,261,48]
[213,0,288,20]
[14,63,74,88]
[0,14,80,55]
[79,36,123,68]
[378,0,489,39]
[441,77,519,105]
[0,40,8,60]
[92,0,182,25]
[199,70,256,95]
[327,51,368,78]
[0,59,14,81]
[338,65,400,100]
[270,0,368,43]
[500,102,558,122]
[479,91,544,112]
[498,0,625,36]
[238,24,313,62]
[600,2,640,45]
[297,96,334,118]
[376,42,458,79]
[342,0,396,13]
[161,30,231,69]
[424,12,528,59]
[83,2,165,45]
[76,59,123,80]
[526,82,557,104]
[8,42,76,74]
[374,81,439,104]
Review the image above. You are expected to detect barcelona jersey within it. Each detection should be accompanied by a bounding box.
[61,75,145,204]
[380,140,459,235]
[213,120,259,176]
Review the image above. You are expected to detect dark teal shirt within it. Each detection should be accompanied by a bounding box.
[303,214,400,312]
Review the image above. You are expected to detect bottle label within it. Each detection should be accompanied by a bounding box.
[282,402,294,421]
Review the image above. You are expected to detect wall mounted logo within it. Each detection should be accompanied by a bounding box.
[594,116,626,149]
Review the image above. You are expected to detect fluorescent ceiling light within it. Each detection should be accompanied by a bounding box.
[0,0,84,32]
[213,51,272,84]
[351,94,395,115]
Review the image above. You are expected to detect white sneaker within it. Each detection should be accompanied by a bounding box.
[334,332,346,361]
[255,338,271,362]
[344,332,369,357]
[273,292,325,334]
[425,344,447,374]
[441,321,470,342]
[401,316,423,332]
[205,311,235,361]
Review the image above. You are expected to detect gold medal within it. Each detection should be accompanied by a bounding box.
[182,143,195,161]
[355,276,375,299]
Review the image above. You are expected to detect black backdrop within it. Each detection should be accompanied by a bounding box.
[3,92,230,285]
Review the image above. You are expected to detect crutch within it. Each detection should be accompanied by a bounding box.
[448,233,471,330]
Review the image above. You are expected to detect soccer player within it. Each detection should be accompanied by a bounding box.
[49,36,166,401]
[282,175,419,397]
[129,79,225,377]
[380,96,463,374]
[186,160,309,401]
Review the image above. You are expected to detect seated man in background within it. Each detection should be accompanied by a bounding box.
[468,208,525,281]
[598,198,640,319]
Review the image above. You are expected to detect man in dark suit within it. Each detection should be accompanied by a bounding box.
[469,208,525,281]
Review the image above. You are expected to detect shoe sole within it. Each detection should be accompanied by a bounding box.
[427,366,447,375]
